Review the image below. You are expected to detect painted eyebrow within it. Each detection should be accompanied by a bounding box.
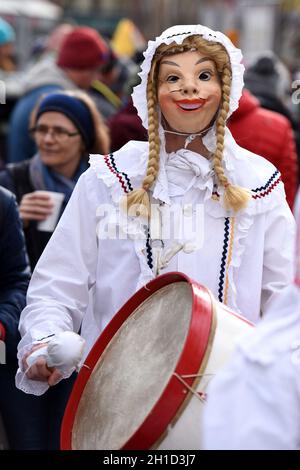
[160,60,180,67]
[195,57,213,65]
[160,57,214,67]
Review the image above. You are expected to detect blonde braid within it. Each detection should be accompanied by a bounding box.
[213,65,250,211]
[124,69,161,218]
[143,78,161,191]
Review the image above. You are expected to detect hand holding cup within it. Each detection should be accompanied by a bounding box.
[19,190,64,231]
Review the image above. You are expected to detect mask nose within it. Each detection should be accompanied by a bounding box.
[182,77,199,96]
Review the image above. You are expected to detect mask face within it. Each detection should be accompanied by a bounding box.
[157,50,222,134]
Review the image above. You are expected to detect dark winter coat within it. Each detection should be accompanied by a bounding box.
[0,186,30,362]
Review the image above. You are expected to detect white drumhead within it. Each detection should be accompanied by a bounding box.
[72,282,193,450]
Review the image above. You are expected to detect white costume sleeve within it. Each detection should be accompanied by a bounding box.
[261,200,295,315]
[202,349,300,450]
[16,169,100,394]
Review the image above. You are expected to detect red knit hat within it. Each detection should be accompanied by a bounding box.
[57,27,109,70]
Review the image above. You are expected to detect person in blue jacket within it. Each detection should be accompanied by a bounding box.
[0,186,31,448]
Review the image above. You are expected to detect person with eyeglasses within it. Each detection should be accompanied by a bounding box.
[0,91,110,270]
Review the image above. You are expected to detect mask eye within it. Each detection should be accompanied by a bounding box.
[166,75,179,83]
[199,71,212,81]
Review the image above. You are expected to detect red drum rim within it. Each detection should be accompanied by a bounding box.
[61,272,214,450]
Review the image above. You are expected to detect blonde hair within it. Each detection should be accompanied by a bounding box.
[125,35,250,217]
[29,89,110,155]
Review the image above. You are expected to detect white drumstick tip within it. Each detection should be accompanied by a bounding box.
[27,331,85,370]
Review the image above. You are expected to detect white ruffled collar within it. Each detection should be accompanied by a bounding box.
[90,128,284,218]
[152,126,235,205]
[152,148,214,204]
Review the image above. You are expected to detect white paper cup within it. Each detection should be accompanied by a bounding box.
[37,191,65,232]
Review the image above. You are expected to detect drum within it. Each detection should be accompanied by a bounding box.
[61,272,253,450]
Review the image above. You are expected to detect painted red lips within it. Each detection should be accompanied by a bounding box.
[175,98,207,111]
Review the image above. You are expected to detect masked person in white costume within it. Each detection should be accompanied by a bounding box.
[16,25,295,395]
[202,193,300,450]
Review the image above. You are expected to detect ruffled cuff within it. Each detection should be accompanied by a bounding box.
[16,341,50,395]
[15,365,75,396]
[16,336,75,396]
